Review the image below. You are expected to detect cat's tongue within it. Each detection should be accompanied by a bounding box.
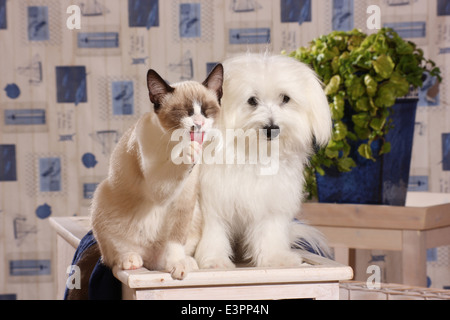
[190,132,205,144]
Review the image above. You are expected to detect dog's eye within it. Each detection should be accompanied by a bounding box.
[247,97,258,107]
[282,95,291,104]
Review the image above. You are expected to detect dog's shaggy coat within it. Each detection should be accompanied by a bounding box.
[195,54,332,268]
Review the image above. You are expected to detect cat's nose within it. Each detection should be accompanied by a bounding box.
[195,123,203,130]
[192,117,204,131]
[194,119,204,126]
[191,122,203,132]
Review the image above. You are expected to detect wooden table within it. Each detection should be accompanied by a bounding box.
[49,216,353,300]
[49,216,91,299]
[300,192,450,287]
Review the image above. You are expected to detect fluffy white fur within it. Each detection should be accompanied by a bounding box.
[195,53,332,268]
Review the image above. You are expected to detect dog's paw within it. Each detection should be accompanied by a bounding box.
[198,257,236,270]
[257,251,303,268]
[119,252,144,270]
[166,256,199,280]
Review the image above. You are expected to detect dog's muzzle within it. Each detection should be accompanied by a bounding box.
[262,124,280,140]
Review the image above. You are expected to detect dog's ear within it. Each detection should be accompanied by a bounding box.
[147,69,175,112]
[203,63,224,103]
[306,75,332,147]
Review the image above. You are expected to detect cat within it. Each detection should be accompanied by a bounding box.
[90,64,223,280]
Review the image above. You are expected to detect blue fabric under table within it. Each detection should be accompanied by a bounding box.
[64,230,122,300]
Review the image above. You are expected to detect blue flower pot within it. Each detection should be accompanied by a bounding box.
[316,99,418,206]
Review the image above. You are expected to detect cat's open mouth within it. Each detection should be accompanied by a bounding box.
[190,131,205,144]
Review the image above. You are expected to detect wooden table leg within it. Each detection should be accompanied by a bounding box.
[401,230,427,287]
[55,234,76,299]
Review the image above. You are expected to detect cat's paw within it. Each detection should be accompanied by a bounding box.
[167,256,199,280]
[198,256,236,270]
[257,251,303,268]
[182,141,202,164]
[119,252,143,270]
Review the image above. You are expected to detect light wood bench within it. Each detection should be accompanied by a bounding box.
[50,216,353,300]
[300,192,450,287]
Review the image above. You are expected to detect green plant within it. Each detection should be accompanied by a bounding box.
[287,28,441,199]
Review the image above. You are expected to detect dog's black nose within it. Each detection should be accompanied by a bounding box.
[262,124,280,140]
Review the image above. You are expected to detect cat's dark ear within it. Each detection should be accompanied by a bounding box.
[147,69,175,112]
[203,63,224,103]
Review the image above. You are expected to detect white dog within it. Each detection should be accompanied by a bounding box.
[195,53,333,268]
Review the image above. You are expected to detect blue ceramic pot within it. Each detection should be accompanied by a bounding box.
[316,99,418,206]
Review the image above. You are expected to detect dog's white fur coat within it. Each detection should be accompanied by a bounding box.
[195,53,333,268]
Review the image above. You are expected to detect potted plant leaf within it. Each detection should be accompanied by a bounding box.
[287,28,441,205]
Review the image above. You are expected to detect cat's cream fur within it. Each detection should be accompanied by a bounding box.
[91,64,223,280]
